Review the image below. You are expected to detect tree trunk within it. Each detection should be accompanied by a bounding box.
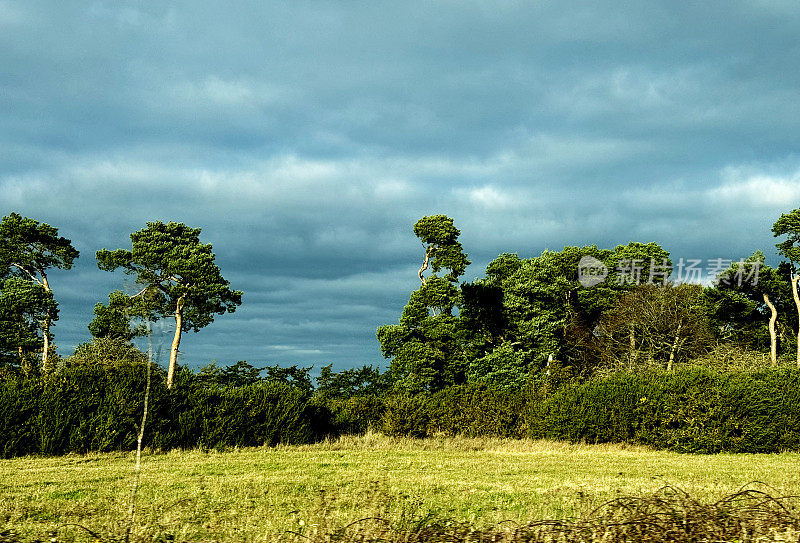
[628,326,637,367]
[763,292,778,365]
[41,276,52,374]
[167,296,185,389]
[668,321,682,371]
[418,247,431,284]
[41,321,51,373]
[791,273,800,368]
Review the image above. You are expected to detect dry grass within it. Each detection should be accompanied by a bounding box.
[2,434,800,541]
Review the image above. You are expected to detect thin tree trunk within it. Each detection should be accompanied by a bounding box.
[763,292,778,365]
[791,273,800,368]
[668,321,682,371]
[40,275,52,373]
[167,297,185,389]
[128,320,153,539]
[628,326,637,367]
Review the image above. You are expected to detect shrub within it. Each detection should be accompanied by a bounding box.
[382,394,430,438]
[0,377,41,458]
[0,365,329,457]
[66,337,149,367]
[530,366,800,453]
[326,395,387,435]
[381,384,527,438]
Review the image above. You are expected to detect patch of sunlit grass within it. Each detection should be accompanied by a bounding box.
[2,434,800,541]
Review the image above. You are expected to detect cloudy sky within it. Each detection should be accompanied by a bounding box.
[2,1,800,372]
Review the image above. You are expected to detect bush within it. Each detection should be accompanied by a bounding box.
[326,395,387,435]
[66,337,149,367]
[382,394,430,438]
[0,365,330,457]
[7,364,800,457]
[0,377,41,458]
[381,384,527,438]
[530,366,800,453]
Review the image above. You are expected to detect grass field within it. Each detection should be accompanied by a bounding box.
[3,433,800,541]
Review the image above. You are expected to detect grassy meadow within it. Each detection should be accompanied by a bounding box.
[3,434,800,541]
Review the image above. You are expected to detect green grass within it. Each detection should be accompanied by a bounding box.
[3,433,800,541]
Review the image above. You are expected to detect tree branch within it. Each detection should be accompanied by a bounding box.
[10,263,41,285]
[418,246,431,284]
[130,286,151,298]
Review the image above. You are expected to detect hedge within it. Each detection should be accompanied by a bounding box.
[529,366,800,453]
[0,365,326,458]
[4,365,800,457]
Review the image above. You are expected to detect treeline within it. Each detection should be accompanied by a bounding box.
[2,207,800,392]
[3,206,800,457]
[0,215,241,388]
[3,361,800,457]
[376,208,800,392]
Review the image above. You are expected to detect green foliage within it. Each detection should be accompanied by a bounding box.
[424,384,528,437]
[166,382,320,449]
[529,366,800,453]
[0,277,57,369]
[0,212,79,280]
[96,221,242,332]
[262,363,313,393]
[381,384,527,439]
[325,395,387,435]
[0,376,41,457]
[195,361,313,392]
[773,207,800,265]
[88,290,150,340]
[197,360,262,388]
[413,214,470,282]
[467,342,530,391]
[67,337,149,367]
[0,212,78,369]
[381,393,430,438]
[379,216,685,390]
[0,365,328,457]
[704,252,793,350]
[316,363,389,398]
[378,215,471,393]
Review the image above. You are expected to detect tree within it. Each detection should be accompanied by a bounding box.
[414,214,470,284]
[0,277,58,374]
[88,290,151,341]
[469,242,672,376]
[67,336,149,367]
[316,363,388,397]
[597,283,713,370]
[377,215,471,393]
[773,207,800,367]
[0,212,79,372]
[96,221,242,388]
[704,252,790,364]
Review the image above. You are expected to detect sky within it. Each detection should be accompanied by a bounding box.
[2,1,800,373]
